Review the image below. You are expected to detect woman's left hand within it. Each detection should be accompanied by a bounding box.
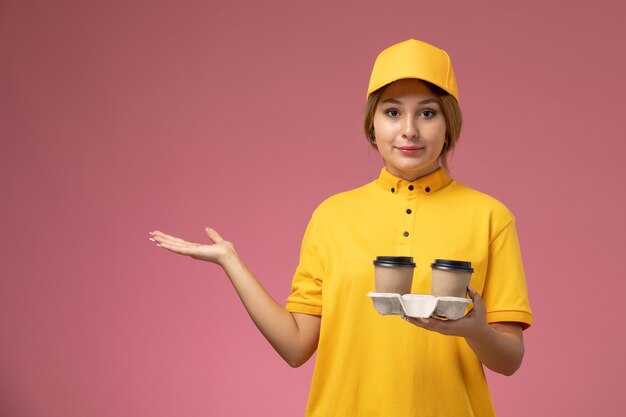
[403,287,489,338]
[405,287,525,375]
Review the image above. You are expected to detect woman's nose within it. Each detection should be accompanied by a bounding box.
[402,116,418,139]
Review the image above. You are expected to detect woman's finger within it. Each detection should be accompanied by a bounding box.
[467,287,484,309]
[156,240,199,256]
[151,234,182,246]
[465,287,486,321]
[404,316,453,334]
[205,227,224,243]
[150,230,186,243]
[467,287,479,301]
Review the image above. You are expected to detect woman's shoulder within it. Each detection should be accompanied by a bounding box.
[311,181,378,217]
[446,180,515,220]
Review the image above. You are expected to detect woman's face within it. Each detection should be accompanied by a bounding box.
[373,79,447,181]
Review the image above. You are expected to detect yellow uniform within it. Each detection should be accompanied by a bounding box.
[286,167,532,417]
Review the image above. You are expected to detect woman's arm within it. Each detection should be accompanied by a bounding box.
[464,321,524,376]
[404,288,524,376]
[150,228,321,368]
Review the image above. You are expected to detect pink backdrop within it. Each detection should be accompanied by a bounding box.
[2,0,625,415]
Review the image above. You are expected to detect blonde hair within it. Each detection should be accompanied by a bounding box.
[363,81,462,172]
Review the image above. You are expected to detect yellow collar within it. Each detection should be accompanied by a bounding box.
[375,167,452,195]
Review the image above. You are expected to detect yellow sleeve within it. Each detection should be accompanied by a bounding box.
[285,212,324,316]
[483,218,533,329]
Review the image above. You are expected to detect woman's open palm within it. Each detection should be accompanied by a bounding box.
[150,228,235,265]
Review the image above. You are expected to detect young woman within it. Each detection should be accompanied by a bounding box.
[151,39,532,417]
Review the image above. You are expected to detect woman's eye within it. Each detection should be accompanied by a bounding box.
[420,110,436,118]
[385,109,399,117]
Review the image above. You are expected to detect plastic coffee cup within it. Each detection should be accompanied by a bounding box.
[373,256,416,294]
[430,259,473,298]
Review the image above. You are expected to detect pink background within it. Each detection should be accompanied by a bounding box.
[1,0,625,415]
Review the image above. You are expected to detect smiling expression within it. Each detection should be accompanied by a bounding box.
[372,79,447,181]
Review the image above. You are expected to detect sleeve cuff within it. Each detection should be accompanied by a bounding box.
[286,302,322,316]
[486,310,533,330]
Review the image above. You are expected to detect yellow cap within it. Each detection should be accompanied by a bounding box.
[367,39,459,102]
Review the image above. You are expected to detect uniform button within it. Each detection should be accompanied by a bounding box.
[425,187,431,193]
[403,231,409,237]
[391,188,395,193]
[408,185,414,191]
[406,209,412,214]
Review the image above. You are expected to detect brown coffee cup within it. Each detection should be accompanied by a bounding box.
[430,259,473,298]
[373,256,416,294]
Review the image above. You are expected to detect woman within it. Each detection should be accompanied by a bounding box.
[151,39,532,417]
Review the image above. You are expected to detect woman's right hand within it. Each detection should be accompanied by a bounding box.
[150,228,236,266]
[150,227,320,367]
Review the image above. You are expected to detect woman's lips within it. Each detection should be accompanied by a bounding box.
[396,146,424,155]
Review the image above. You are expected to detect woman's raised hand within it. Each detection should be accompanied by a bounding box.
[150,227,321,367]
[150,228,236,266]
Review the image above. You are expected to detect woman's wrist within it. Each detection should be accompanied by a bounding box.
[463,320,493,344]
[218,244,241,269]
